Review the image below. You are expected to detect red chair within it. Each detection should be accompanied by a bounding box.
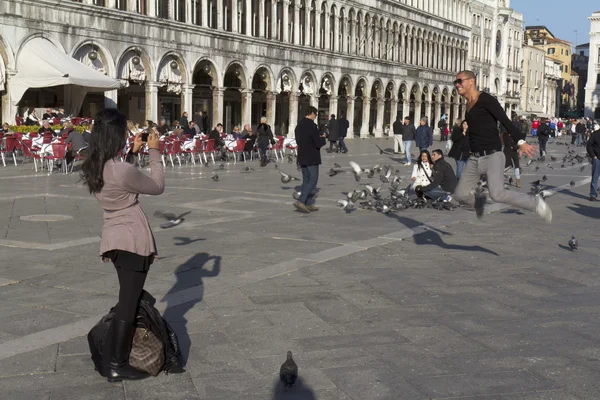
[52,117,61,126]
[273,135,285,161]
[69,146,88,173]
[71,117,83,126]
[15,116,23,126]
[165,140,182,167]
[1,136,18,166]
[227,139,247,163]
[42,132,53,144]
[45,143,67,173]
[201,139,216,164]
[21,139,43,172]
[29,132,39,138]
[286,139,298,155]
[183,139,201,165]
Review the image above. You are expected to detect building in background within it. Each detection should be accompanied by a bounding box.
[469,0,523,116]
[520,41,546,115]
[572,43,589,117]
[585,11,600,119]
[543,58,562,117]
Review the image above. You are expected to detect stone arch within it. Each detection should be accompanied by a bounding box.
[0,34,16,70]
[191,57,220,87]
[354,76,369,97]
[252,64,276,92]
[319,72,336,96]
[71,40,116,78]
[275,67,297,93]
[223,60,249,89]
[155,52,187,96]
[299,69,318,95]
[156,51,189,84]
[17,33,65,60]
[370,78,384,100]
[116,46,154,83]
[337,74,353,96]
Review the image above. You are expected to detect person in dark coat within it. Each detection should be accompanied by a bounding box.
[294,106,325,213]
[415,117,433,151]
[392,115,404,154]
[326,114,339,153]
[241,124,257,155]
[337,113,349,153]
[537,119,550,158]
[256,117,275,166]
[400,117,416,165]
[438,116,448,141]
[208,123,226,161]
[417,149,456,200]
[502,130,521,188]
[179,112,189,129]
[586,122,600,201]
[448,119,470,179]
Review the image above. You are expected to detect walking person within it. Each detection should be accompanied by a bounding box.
[537,119,550,158]
[326,114,339,153]
[81,109,165,382]
[256,116,275,166]
[392,115,405,155]
[416,117,433,152]
[452,70,552,222]
[438,116,448,142]
[587,121,600,201]
[576,119,586,147]
[502,130,521,188]
[337,112,349,153]
[401,116,416,165]
[294,106,325,213]
[448,119,470,180]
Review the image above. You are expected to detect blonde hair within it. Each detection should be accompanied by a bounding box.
[64,121,74,129]
[126,120,136,132]
[260,117,267,124]
[454,118,462,127]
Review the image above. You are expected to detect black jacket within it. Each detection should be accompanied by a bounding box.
[587,129,600,159]
[503,132,520,169]
[576,123,587,135]
[337,117,349,138]
[538,123,550,139]
[400,123,416,141]
[327,119,339,142]
[518,120,529,138]
[295,117,325,166]
[256,123,274,147]
[392,120,402,136]
[448,126,469,160]
[179,115,189,128]
[208,129,224,148]
[421,158,457,193]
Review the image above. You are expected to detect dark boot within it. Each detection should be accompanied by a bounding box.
[104,319,149,382]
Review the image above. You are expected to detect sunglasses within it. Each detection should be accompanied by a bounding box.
[453,78,473,86]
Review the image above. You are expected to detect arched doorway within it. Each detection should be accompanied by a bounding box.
[298,72,317,125]
[117,49,151,123]
[157,54,185,125]
[251,68,269,127]
[318,74,334,127]
[73,41,112,117]
[409,84,419,122]
[275,69,295,136]
[223,63,246,133]
[192,60,215,131]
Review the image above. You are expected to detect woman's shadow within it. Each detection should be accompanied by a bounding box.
[161,252,221,365]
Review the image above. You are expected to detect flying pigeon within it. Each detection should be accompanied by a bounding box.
[154,210,191,229]
[349,161,362,181]
[568,236,578,250]
[280,351,298,389]
[527,159,533,166]
[280,170,299,183]
[531,179,541,186]
[212,174,219,182]
[375,144,386,155]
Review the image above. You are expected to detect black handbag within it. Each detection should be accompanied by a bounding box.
[88,290,185,376]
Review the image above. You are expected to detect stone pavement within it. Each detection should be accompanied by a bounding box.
[0,136,599,400]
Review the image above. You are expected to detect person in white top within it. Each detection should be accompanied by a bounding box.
[411,150,434,189]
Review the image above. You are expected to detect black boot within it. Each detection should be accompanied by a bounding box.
[104,319,149,382]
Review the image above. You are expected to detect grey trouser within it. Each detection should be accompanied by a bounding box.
[454,151,536,211]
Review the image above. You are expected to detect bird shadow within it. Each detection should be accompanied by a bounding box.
[173,237,206,246]
[566,203,600,219]
[385,213,499,255]
[501,208,524,215]
[557,244,575,252]
[161,252,221,365]
[271,377,317,400]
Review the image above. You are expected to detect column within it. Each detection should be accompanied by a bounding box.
[346,95,354,139]
[293,4,300,44]
[425,101,432,125]
[271,0,277,39]
[333,16,340,52]
[350,19,356,55]
[360,97,370,137]
[259,0,265,37]
[212,87,225,125]
[373,98,384,137]
[202,0,208,26]
[434,101,441,130]
[328,95,338,117]
[148,0,156,16]
[389,99,398,133]
[106,0,116,8]
[2,71,18,124]
[217,0,224,29]
[310,95,318,109]
[282,0,290,42]
[288,92,298,137]
[127,0,136,11]
[402,99,410,120]
[323,11,330,50]
[104,90,118,109]
[314,6,321,48]
[452,102,459,123]
[266,91,276,127]
[168,0,175,20]
[187,0,194,23]
[145,82,159,123]
[231,0,238,31]
[245,0,252,35]
[83,0,94,4]
[241,89,253,126]
[304,6,311,45]
[414,100,422,127]
[182,84,194,116]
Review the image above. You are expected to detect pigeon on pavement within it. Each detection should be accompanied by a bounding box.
[212,174,219,182]
[280,351,298,389]
[568,236,578,250]
[280,170,300,183]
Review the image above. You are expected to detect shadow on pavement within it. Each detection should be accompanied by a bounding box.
[271,377,317,400]
[173,237,206,246]
[567,203,600,219]
[161,252,221,364]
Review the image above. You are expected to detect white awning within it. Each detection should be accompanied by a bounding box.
[10,37,122,105]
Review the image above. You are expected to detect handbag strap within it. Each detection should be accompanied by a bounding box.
[419,163,433,184]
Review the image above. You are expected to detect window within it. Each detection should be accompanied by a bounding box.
[597,73,600,85]
[566,50,569,56]
[565,66,568,73]
[580,51,584,56]
[559,65,563,72]
[548,48,555,55]
[561,49,564,55]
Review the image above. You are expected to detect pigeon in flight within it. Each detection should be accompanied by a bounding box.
[531,179,541,186]
[349,161,362,181]
[280,170,299,183]
[527,159,533,166]
[375,144,387,155]
[212,174,219,182]
[154,211,191,229]
[568,236,578,250]
[280,351,298,389]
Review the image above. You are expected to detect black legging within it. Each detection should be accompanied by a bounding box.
[114,267,147,323]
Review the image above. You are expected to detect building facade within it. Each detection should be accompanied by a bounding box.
[543,58,561,117]
[520,42,545,115]
[0,0,522,137]
[468,0,523,115]
[585,11,600,119]
[572,43,589,116]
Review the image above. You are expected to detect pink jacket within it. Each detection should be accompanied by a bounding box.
[95,148,165,258]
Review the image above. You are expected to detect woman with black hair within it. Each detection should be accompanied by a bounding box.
[81,108,164,382]
[411,149,434,190]
[448,119,470,179]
